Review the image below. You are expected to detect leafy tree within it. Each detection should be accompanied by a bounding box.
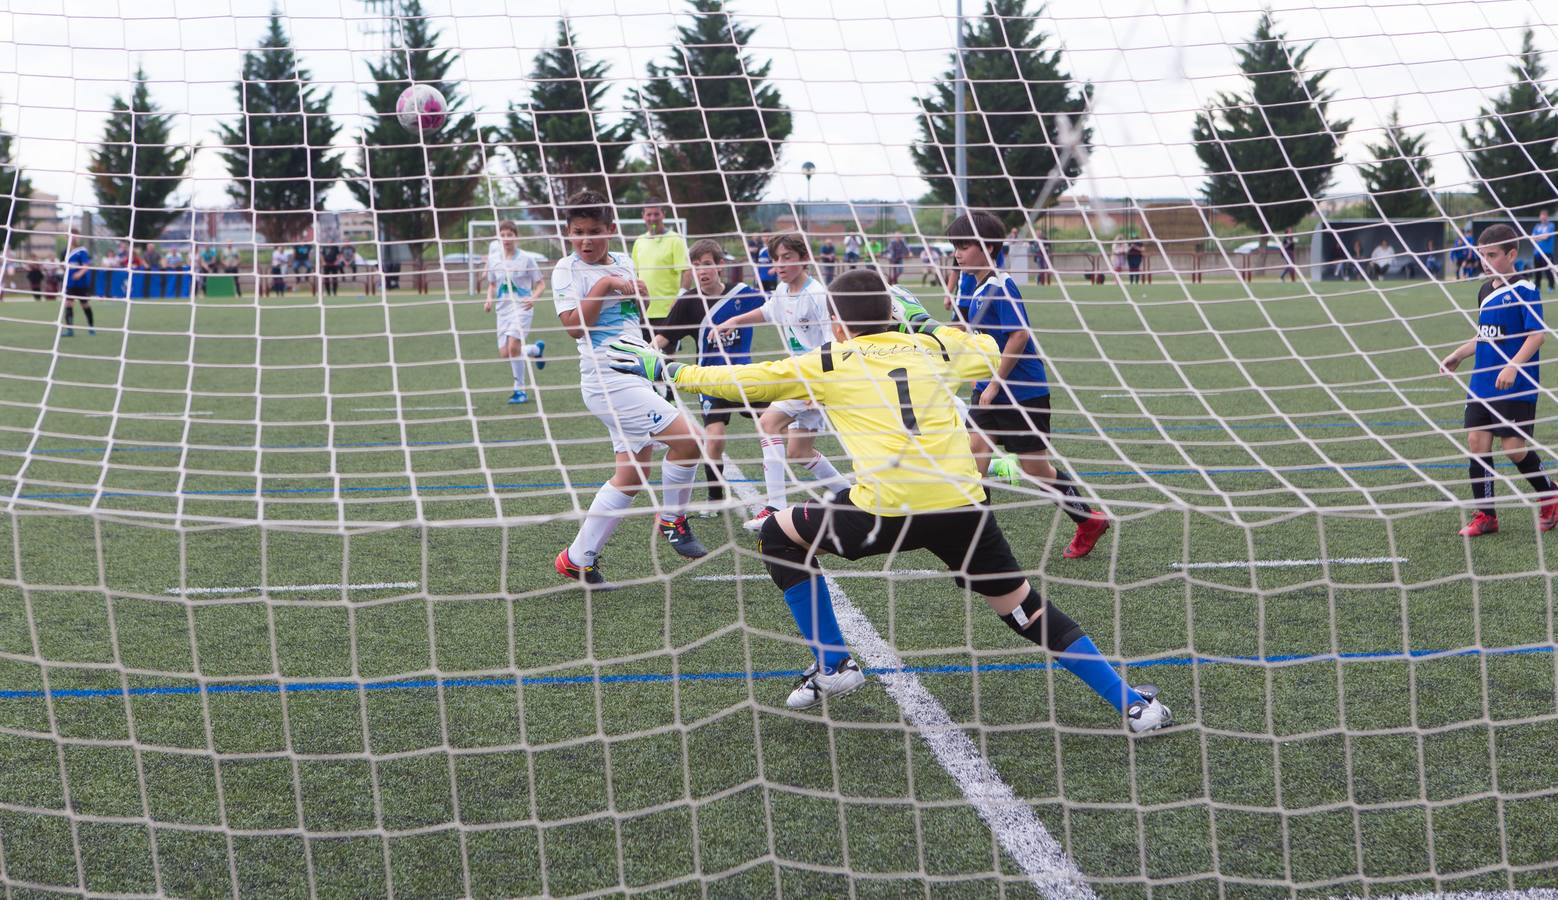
[0,104,31,254]
[1360,105,1437,219]
[88,68,190,240]
[910,0,1091,222]
[219,11,343,243]
[347,0,485,262]
[1461,27,1558,214]
[630,0,791,237]
[497,18,633,218]
[1192,11,1350,239]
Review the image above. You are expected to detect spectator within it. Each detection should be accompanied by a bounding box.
[868,236,883,260]
[886,233,909,285]
[269,254,287,297]
[1111,237,1127,274]
[320,243,342,297]
[1126,239,1145,284]
[1422,240,1443,280]
[843,233,862,268]
[817,236,837,284]
[25,255,45,299]
[164,246,185,269]
[1370,240,1395,279]
[629,199,690,331]
[1033,229,1050,285]
[920,242,942,286]
[1280,229,1299,282]
[754,239,776,291]
[1533,209,1555,291]
[143,243,163,270]
[293,240,312,275]
[221,243,243,296]
[1009,228,1031,283]
[1455,227,1480,278]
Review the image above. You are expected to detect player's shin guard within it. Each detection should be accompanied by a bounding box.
[568,483,633,566]
[509,358,527,390]
[1047,468,1094,524]
[1001,588,1142,713]
[64,306,74,326]
[759,515,848,671]
[760,436,788,509]
[1470,456,1498,515]
[1513,450,1553,495]
[804,454,850,495]
[659,461,697,521]
[704,463,725,502]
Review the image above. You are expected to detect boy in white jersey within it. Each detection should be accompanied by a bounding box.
[550,190,710,588]
[484,220,547,405]
[714,232,850,531]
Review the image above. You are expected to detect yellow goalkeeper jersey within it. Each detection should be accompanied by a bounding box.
[669,326,1002,515]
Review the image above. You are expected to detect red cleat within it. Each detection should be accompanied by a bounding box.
[1458,511,1499,537]
[1063,514,1111,559]
[1540,501,1558,533]
[554,548,614,590]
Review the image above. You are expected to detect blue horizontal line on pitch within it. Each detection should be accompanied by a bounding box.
[0,459,1498,502]
[13,416,1462,458]
[1,645,1549,702]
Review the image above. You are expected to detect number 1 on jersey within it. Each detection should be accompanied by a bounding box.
[888,367,919,434]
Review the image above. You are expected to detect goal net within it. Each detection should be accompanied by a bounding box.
[2,1,1557,897]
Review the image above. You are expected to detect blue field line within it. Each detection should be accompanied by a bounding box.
[1,644,1550,702]
[1,456,1497,502]
[11,415,1464,460]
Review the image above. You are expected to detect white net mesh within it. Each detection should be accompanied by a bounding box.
[2,1,1558,896]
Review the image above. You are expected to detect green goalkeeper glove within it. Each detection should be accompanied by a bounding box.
[889,285,938,334]
[605,335,681,382]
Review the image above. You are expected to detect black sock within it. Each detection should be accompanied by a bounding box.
[1513,451,1553,496]
[82,303,94,327]
[64,306,74,326]
[1470,456,1497,515]
[704,463,724,502]
[1049,468,1093,524]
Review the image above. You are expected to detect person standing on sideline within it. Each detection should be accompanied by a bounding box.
[1532,209,1556,293]
[886,233,910,285]
[630,199,690,337]
[1280,229,1299,282]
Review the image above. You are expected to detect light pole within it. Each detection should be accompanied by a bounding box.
[953,0,967,212]
[801,161,815,235]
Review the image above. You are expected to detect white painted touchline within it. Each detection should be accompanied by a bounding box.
[164,581,419,596]
[696,569,943,582]
[1099,387,1448,399]
[350,405,473,412]
[1173,556,1406,571]
[84,411,215,419]
[725,464,1096,899]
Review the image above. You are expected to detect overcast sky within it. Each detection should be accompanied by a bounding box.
[0,0,1553,216]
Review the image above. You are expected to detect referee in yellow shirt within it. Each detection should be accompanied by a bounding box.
[630,200,691,333]
[605,270,1171,733]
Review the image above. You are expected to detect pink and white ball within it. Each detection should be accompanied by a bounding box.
[396,84,447,133]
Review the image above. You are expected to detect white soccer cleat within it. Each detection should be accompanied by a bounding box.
[786,657,866,710]
[1127,683,1173,734]
[743,505,778,533]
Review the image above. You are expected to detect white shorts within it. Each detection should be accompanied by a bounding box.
[582,368,682,453]
[496,302,534,350]
[773,397,828,433]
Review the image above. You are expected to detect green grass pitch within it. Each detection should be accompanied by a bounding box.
[1,276,1556,897]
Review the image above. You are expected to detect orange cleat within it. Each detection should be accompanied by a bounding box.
[1063,514,1111,559]
[1458,511,1499,537]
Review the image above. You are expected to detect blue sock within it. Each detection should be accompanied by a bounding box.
[782,577,849,672]
[1055,635,1142,713]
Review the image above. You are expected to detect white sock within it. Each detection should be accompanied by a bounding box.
[761,436,788,509]
[568,483,634,566]
[510,358,527,390]
[805,454,850,494]
[659,461,697,521]
[526,342,541,357]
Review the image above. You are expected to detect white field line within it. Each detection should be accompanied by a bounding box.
[84,410,214,419]
[725,465,1095,899]
[1099,388,1449,399]
[1173,556,1406,571]
[350,405,472,412]
[696,569,942,582]
[164,581,419,597]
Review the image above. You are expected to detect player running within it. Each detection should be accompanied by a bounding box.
[713,232,850,532]
[949,212,1111,559]
[550,190,710,588]
[651,239,767,510]
[1438,223,1558,536]
[484,220,546,405]
[605,270,1171,731]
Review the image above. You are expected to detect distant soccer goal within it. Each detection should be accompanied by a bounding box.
[2,1,1557,897]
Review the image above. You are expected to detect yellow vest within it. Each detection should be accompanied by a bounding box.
[632,231,688,319]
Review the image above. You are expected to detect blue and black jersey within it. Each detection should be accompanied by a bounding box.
[959,271,1049,403]
[657,281,767,369]
[1470,277,1544,401]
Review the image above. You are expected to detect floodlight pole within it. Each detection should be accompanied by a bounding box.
[953,0,968,212]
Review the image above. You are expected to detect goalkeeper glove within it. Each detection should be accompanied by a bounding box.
[606,335,681,382]
[889,285,938,334]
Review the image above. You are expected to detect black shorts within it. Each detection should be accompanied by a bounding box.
[1465,398,1537,440]
[65,280,92,300]
[787,489,1026,597]
[966,393,1052,454]
[699,395,762,427]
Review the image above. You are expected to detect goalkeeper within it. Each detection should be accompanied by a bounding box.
[607,269,1171,732]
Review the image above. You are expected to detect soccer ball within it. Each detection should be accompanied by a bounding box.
[396,84,447,133]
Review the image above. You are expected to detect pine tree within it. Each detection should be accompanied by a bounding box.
[1360,106,1437,220]
[1461,27,1558,214]
[0,104,32,255]
[497,18,633,218]
[219,12,344,243]
[88,68,190,240]
[1192,11,1350,238]
[910,0,1091,221]
[630,0,791,237]
[347,0,485,262]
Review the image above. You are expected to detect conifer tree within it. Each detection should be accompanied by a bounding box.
[88,68,190,240]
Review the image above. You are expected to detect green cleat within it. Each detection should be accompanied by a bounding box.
[988,454,1023,486]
